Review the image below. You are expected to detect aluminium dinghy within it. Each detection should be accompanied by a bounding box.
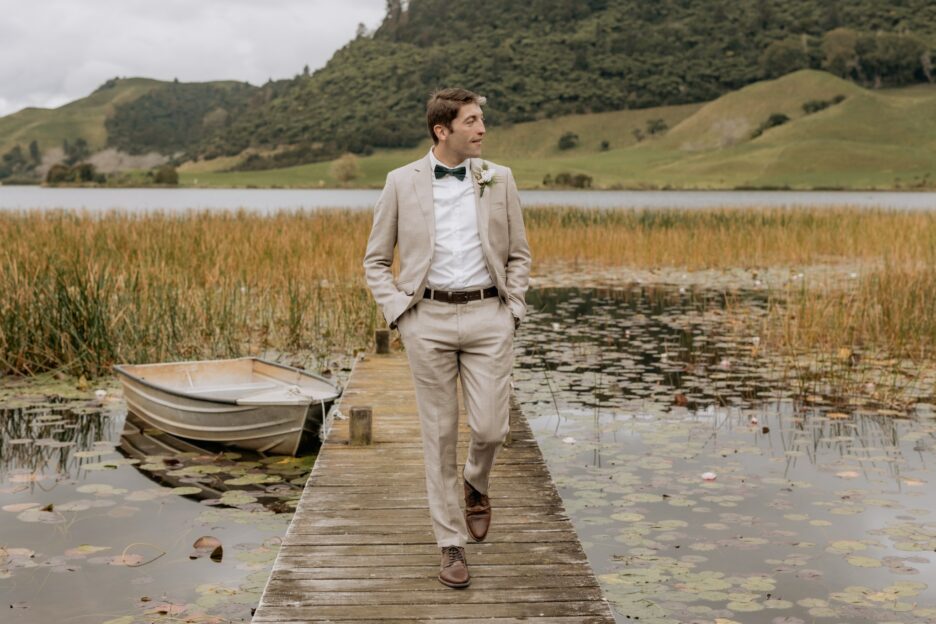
[114,357,340,456]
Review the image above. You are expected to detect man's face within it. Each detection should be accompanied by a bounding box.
[437,103,485,160]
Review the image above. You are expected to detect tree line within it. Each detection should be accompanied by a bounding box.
[35,0,936,171]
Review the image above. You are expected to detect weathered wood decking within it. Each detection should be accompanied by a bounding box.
[252,352,616,623]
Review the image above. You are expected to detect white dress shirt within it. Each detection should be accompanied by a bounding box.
[426,147,494,291]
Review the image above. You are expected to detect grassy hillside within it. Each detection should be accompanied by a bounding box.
[211,0,936,160]
[0,78,165,155]
[179,70,936,191]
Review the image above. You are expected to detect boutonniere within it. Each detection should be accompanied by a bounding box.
[472,162,497,197]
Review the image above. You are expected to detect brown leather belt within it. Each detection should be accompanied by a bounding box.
[423,286,499,304]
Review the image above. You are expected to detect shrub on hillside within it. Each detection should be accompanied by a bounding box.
[558,132,579,150]
[646,118,668,135]
[45,162,106,185]
[751,113,791,138]
[802,94,847,114]
[330,153,360,183]
[545,171,592,189]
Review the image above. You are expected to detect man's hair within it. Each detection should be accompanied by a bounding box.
[426,88,486,144]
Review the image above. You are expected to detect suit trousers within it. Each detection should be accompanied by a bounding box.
[396,294,514,547]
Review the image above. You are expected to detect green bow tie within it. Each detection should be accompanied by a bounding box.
[434,164,466,181]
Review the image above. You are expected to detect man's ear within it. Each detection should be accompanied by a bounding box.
[433,124,448,142]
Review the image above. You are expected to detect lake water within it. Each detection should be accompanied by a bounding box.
[4,283,935,623]
[1,185,935,213]
[515,285,936,624]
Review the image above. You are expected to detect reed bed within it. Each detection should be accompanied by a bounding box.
[1,205,934,379]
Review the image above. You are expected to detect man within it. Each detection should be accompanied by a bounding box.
[363,88,531,589]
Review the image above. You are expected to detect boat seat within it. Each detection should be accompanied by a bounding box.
[185,381,279,401]
[237,385,330,405]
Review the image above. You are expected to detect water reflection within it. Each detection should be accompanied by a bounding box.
[0,398,114,486]
[0,384,313,623]
[515,285,936,624]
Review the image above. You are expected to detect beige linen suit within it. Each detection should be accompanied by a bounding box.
[363,153,531,547]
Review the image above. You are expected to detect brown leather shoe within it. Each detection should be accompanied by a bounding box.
[464,479,492,542]
[438,545,470,588]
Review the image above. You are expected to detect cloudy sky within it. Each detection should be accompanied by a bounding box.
[0,0,386,117]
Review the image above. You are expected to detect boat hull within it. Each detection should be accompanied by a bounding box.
[114,357,339,456]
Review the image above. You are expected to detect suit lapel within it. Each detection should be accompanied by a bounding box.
[470,157,491,247]
[412,154,435,248]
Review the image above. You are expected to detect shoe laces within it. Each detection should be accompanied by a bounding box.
[466,484,488,508]
[442,545,466,568]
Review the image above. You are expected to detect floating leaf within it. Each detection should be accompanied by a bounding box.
[826,540,867,554]
[171,486,203,496]
[190,536,224,563]
[64,545,111,557]
[76,483,127,496]
[2,503,40,513]
[223,474,281,486]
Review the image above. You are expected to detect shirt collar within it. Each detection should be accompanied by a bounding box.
[428,147,469,174]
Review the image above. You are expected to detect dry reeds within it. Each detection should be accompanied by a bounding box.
[2,205,934,378]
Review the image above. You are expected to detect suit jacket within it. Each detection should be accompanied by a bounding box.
[363,153,532,330]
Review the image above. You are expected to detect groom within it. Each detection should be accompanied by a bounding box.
[363,88,531,588]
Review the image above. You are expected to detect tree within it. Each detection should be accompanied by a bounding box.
[760,38,810,79]
[64,137,90,166]
[29,140,41,164]
[821,28,861,79]
[153,164,179,185]
[860,33,927,87]
[302,64,310,77]
[330,153,360,183]
[46,163,70,184]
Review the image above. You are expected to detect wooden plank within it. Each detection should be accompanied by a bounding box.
[284,538,582,552]
[285,530,580,545]
[252,352,615,623]
[260,586,605,606]
[252,601,614,621]
[273,551,588,567]
[255,619,613,624]
[263,575,600,592]
[266,563,605,580]
[285,521,576,535]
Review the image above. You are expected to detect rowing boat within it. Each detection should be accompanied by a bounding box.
[114,357,340,455]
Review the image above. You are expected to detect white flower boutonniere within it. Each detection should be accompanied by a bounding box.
[473,162,497,197]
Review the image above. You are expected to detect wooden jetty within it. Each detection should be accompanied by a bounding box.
[252,351,617,623]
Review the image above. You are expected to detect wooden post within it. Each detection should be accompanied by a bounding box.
[375,329,390,354]
[349,406,372,445]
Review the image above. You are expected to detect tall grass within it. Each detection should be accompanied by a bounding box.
[0,208,378,377]
[1,206,934,378]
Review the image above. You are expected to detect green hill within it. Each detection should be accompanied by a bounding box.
[3,0,936,185]
[0,78,165,155]
[208,0,936,162]
[0,77,260,163]
[180,70,936,191]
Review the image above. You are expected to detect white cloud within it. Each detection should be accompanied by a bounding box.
[0,0,385,116]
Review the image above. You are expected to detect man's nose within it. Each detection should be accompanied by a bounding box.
[477,121,485,135]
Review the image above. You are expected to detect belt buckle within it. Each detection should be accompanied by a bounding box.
[450,291,470,304]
